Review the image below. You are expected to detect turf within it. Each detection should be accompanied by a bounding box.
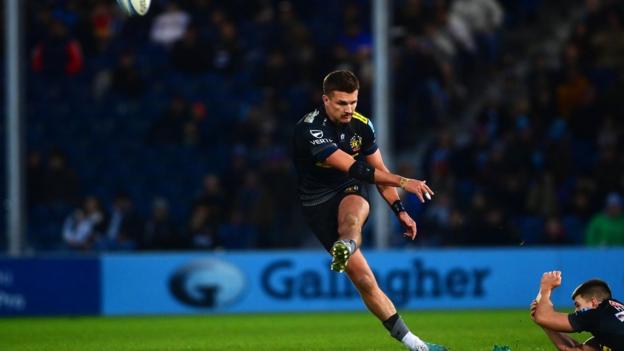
[0,310,590,351]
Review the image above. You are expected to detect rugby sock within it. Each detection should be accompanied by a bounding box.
[401,332,427,349]
[339,239,357,255]
[383,314,426,348]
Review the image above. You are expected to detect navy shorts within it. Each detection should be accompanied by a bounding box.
[301,183,369,251]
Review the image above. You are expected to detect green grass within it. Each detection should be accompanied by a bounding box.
[0,310,590,351]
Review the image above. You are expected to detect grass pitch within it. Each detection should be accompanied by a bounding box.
[0,310,589,350]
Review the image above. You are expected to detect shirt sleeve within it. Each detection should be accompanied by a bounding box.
[568,309,600,332]
[361,118,378,156]
[301,125,338,161]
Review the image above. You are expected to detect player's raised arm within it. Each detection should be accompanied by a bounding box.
[533,271,576,333]
[324,149,434,203]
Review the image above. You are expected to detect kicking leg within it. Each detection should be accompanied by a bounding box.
[335,196,447,351]
[345,250,395,320]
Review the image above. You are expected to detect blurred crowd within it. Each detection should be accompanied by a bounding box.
[409,0,624,247]
[11,0,623,252]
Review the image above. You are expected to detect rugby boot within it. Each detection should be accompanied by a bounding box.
[330,240,351,272]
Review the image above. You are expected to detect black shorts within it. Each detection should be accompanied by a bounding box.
[301,183,369,251]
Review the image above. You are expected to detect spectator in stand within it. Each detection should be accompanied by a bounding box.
[221,145,249,198]
[217,211,256,249]
[194,173,225,221]
[88,1,118,54]
[586,192,624,246]
[170,25,212,74]
[540,216,569,245]
[63,196,106,251]
[32,19,84,76]
[450,0,503,64]
[212,20,242,74]
[147,96,189,144]
[526,172,560,218]
[143,197,182,250]
[111,51,145,99]
[393,0,427,36]
[187,102,210,146]
[101,192,142,251]
[150,1,190,47]
[188,204,219,249]
[257,150,300,248]
[562,190,593,244]
[26,151,46,208]
[42,149,80,205]
[421,192,453,246]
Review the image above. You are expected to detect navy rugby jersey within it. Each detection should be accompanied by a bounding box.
[568,298,624,350]
[293,107,378,206]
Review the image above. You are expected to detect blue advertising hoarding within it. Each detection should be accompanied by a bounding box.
[101,248,624,315]
[0,257,100,316]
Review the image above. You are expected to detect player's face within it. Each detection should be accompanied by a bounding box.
[323,90,358,124]
[573,295,598,312]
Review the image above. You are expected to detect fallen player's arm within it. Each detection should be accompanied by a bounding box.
[533,289,575,332]
[532,300,597,351]
[540,326,598,351]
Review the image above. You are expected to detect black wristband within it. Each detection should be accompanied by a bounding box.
[391,200,406,216]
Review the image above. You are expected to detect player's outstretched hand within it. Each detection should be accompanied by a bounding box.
[402,179,434,203]
[540,271,562,291]
[398,211,417,240]
[529,300,538,321]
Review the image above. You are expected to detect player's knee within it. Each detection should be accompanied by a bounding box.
[338,213,361,236]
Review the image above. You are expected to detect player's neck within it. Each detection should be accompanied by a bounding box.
[323,109,346,127]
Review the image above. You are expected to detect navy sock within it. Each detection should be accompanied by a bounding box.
[382,313,409,341]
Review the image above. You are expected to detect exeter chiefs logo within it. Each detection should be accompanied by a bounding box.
[344,185,360,194]
[350,135,362,152]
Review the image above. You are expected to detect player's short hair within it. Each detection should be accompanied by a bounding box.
[323,70,359,95]
[571,279,612,302]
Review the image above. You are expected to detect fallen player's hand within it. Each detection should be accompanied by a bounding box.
[540,271,562,291]
[529,300,538,321]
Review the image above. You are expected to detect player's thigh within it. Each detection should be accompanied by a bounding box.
[337,194,370,229]
[301,201,339,251]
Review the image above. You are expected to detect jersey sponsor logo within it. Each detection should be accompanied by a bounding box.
[350,135,362,152]
[169,259,246,309]
[340,133,345,141]
[303,109,319,123]
[309,138,333,145]
[310,130,324,138]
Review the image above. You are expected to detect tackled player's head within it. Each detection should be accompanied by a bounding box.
[571,279,612,311]
[322,70,359,124]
